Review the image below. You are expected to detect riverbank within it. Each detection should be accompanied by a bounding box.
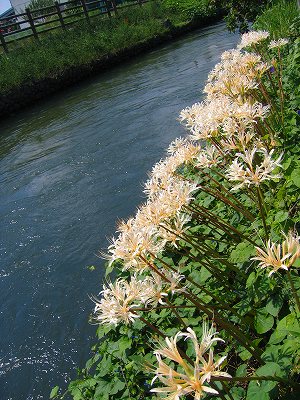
[0,1,222,118]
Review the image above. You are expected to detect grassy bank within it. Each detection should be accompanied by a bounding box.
[0,0,219,95]
[51,1,300,399]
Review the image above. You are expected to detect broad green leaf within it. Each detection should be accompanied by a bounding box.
[246,271,256,288]
[229,242,255,263]
[274,210,288,222]
[110,379,126,395]
[254,309,274,334]
[236,364,247,377]
[255,362,283,392]
[246,382,270,400]
[94,378,114,398]
[291,168,300,187]
[50,386,59,399]
[199,266,212,282]
[229,387,246,400]
[239,348,252,361]
[265,295,283,317]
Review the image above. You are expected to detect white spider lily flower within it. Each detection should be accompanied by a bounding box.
[238,30,270,49]
[93,277,146,325]
[252,231,300,276]
[269,38,289,49]
[151,323,230,399]
[158,213,191,249]
[227,147,283,190]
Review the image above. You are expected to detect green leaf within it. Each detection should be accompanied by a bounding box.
[265,295,283,317]
[50,386,59,399]
[255,362,283,392]
[229,387,246,400]
[291,168,300,187]
[254,309,274,334]
[246,382,270,400]
[229,242,255,263]
[239,348,252,361]
[236,364,247,377]
[246,271,257,288]
[274,210,289,223]
[110,379,126,395]
[199,267,212,283]
[94,378,114,398]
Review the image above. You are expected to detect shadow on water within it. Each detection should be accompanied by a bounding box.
[0,21,240,399]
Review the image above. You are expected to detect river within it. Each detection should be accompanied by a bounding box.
[0,22,239,399]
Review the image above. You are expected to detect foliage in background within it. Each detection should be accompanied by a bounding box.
[28,0,55,10]
[162,0,217,24]
[214,0,273,32]
[0,0,219,93]
[254,0,299,38]
[52,2,300,399]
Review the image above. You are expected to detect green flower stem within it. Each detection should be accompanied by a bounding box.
[220,381,235,400]
[135,305,197,312]
[277,48,285,126]
[210,382,227,400]
[196,181,255,222]
[186,204,258,247]
[210,138,226,156]
[184,205,241,244]
[169,243,239,291]
[286,270,300,313]
[266,68,281,97]
[154,250,243,315]
[213,375,300,388]
[199,169,256,221]
[182,235,244,277]
[259,81,280,119]
[158,223,243,277]
[256,186,269,240]
[165,298,187,329]
[256,120,276,146]
[182,290,264,364]
[140,255,261,360]
[137,315,165,339]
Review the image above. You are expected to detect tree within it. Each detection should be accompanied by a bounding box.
[214,0,273,32]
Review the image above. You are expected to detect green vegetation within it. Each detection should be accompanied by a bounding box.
[28,0,55,10]
[254,0,299,38]
[215,0,273,32]
[215,0,298,33]
[0,0,219,94]
[50,1,300,399]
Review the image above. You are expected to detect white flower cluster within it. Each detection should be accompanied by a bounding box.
[95,30,286,327]
[252,231,300,276]
[93,271,185,325]
[151,322,231,399]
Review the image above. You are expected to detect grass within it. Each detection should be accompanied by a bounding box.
[253,0,299,38]
[0,0,219,94]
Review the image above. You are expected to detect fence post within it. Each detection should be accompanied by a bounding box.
[81,0,90,23]
[26,8,39,40]
[0,32,8,53]
[111,0,118,15]
[104,0,111,17]
[55,1,65,30]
